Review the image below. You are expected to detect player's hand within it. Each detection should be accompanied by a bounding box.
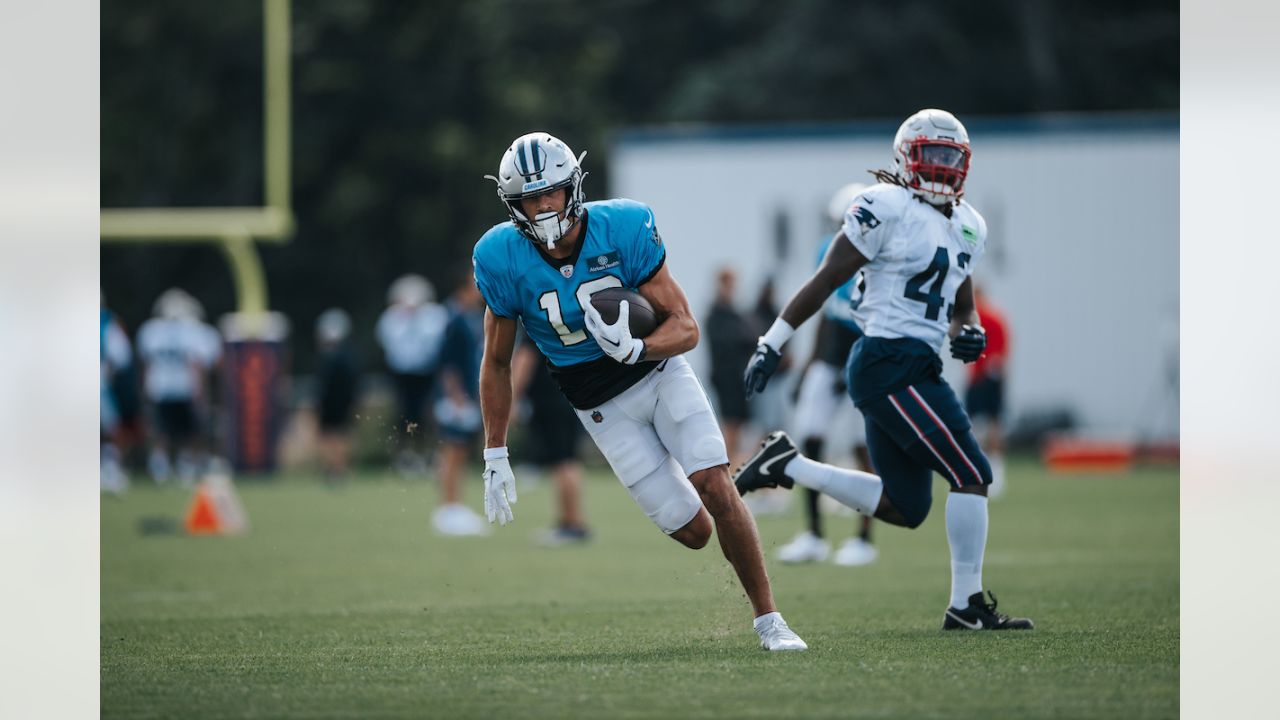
[743,342,782,400]
[482,447,517,525]
[950,324,987,363]
[584,300,646,365]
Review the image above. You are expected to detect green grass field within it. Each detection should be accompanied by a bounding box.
[102,457,1178,719]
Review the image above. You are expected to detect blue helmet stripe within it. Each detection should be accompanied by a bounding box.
[530,138,543,173]
[514,140,529,177]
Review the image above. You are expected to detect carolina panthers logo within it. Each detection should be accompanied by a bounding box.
[850,204,881,233]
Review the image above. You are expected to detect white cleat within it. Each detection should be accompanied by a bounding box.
[432,503,490,537]
[776,531,830,564]
[754,613,808,652]
[832,537,878,567]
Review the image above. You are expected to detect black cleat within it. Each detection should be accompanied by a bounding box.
[733,431,799,496]
[942,591,1035,631]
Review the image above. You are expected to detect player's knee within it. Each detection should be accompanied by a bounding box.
[951,483,988,498]
[672,509,712,549]
[880,490,932,529]
[688,465,734,516]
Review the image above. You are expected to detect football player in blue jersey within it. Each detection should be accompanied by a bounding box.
[737,110,1034,631]
[473,132,806,651]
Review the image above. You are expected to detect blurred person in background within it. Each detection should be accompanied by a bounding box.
[511,334,591,545]
[776,184,878,566]
[376,274,449,478]
[474,132,806,651]
[101,294,134,494]
[431,273,488,536]
[136,288,222,485]
[314,308,360,486]
[741,277,794,516]
[739,109,1033,631]
[964,284,1010,499]
[704,267,756,466]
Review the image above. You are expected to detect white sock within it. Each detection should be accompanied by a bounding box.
[753,611,781,630]
[784,455,882,516]
[946,493,989,609]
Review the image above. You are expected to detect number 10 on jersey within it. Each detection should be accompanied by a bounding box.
[538,276,623,345]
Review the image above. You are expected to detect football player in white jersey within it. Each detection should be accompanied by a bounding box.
[736,109,1033,631]
[474,132,806,651]
[136,289,223,484]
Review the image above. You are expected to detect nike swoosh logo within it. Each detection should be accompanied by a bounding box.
[758,448,797,477]
[946,611,983,630]
[644,212,654,228]
[862,196,874,204]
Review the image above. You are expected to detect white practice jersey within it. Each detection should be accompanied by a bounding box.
[376,303,450,374]
[136,317,222,401]
[840,183,987,356]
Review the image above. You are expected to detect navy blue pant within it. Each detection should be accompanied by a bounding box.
[857,379,992,528]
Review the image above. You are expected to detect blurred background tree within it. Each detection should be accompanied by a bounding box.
[101,0,1177,371]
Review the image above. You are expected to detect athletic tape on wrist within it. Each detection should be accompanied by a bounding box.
[483,446,509,461]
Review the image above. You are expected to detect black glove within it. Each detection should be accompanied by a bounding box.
[744,343,782,400]
[950,324,986,363]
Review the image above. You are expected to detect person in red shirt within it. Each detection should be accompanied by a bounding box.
[964,285,1010,498]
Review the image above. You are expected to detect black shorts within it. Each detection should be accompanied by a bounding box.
[392,372,434,430]
[319,396,356,432]
[154,400,198,443]
[711,378,749,422]
[964,376,1004,422]
[847,337,991,528]
[528,392,581,467]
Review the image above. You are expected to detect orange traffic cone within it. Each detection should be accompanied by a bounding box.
[184,469,250,536]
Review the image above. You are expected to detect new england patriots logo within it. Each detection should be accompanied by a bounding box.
[850,204,881,233]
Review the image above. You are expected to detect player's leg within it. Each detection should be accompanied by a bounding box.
[650,358,806,649]
[779,360,838,561]
[573,385,712,550]
[966,377,1007,498]
[882,380,1032,629]
[551,460,588,532]
[650,360,778,616]
[531,395,591,544]
[833,444,879,565]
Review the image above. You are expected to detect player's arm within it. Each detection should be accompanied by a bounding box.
[635,263,699,360]
[744,236,866,398]
[479,309,518,449]
[948,276,986,363]
[478,308,519,525]
[778,235,868,332]
[950,276,980,336]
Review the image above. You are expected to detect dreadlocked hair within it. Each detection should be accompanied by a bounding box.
[869,169,907,188]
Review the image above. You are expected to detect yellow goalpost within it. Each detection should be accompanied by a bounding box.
[100,0,293,327]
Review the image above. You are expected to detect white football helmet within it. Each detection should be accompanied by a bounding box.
[153,288,204,321]
[891,109,971,206]
[387,274,434,307]
[827,182,869,225]
[315,308,351,344]
[486,132,587,249]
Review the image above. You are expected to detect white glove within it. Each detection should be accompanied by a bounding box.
[482,447,517,525]
[583,300,646,365]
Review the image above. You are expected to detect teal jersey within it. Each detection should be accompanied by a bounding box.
[473,199,667,407]
[817,234,864,334]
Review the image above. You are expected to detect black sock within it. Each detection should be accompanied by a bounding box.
[802,437,825,538]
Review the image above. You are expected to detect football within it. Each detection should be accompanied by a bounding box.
[589,287,659,338]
